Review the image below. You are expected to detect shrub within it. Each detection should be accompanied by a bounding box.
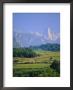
[50,60,60,73]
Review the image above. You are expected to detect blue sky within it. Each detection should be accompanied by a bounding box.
[13,13,60,36]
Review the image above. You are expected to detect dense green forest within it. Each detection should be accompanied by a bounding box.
[30,43,60,51]
[13,48,38,58]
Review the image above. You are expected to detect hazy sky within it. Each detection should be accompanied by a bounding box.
[13,13,60,36]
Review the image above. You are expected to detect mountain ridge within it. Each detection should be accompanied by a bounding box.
[13,28,60,48]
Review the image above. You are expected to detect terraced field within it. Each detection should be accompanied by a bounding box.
[13,50,60,77]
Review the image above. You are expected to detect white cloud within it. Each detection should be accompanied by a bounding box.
[30,31,43,37]
[34,32,43,37]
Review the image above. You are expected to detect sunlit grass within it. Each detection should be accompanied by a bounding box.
[13,50,60,77]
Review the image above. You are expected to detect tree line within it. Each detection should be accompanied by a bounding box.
[13,48,38,58]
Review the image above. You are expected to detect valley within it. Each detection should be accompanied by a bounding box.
[13,49,60,77]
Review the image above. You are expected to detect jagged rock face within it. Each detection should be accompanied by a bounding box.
[13,28,60,48]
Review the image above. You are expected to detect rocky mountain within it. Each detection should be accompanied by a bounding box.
[13,29,60,48]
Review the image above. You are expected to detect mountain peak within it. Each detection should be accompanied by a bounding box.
[48,27,60,42]
[13,28,60,48]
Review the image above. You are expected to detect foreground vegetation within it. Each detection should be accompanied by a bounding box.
[13,48,60,77]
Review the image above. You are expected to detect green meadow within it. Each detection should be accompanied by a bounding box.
[13,49,60,77]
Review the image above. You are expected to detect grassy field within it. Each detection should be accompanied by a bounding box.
[13,50,60,77]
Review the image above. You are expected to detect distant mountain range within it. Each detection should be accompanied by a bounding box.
[13,28,60,48]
